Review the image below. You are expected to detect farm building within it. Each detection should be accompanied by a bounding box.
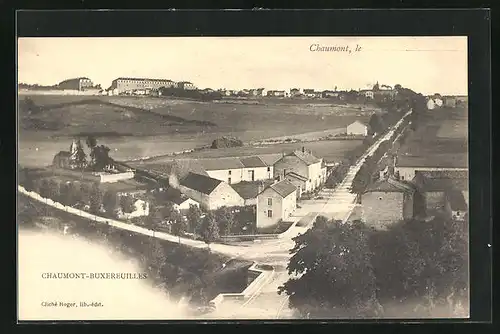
[52,151,73,169]
[256,179,297,229]
[199,156,273,185]
[394,153,468,181]
[178,172,244,210]
[273,148,325,193]
[359,89,374,99]
[361,177,416,229]
[57,77,94,91]
[412,170,468,218]
[346,120,369,136]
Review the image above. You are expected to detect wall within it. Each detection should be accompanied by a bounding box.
[402,192,414,220]
[178,185,210,210]
[361,191,404,228]
[395,167,468,181]
[207,169,242,184]
[207,183,245,210]
[98,171,135,183]
[282,192,297,221]
[284,176,306,198]
[347,123,368,136]
[257,188,284,228]
[241,166,271,182]
[274,156,309,184]
[308,161,323,190]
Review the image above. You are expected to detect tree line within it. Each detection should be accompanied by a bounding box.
[278,216,468,318]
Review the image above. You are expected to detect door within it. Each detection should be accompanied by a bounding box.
[249,170,255,181]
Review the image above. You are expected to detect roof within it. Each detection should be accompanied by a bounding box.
[287,150,321,166]
[259,154,283,166]
[114,77,173,82]
[414,174,469,192]
[396,154,468,168]
[348,120,369,127]
[263,180,297,198]
[364,177,416,193]
[240,156,268,168]
[285,171,308,182]
[137,160,208,180]
[446,190,468,211]
[180,172,222,195]
[100,179,150,193]
[199,157,244,171]
[231,180,274,199]
[415,170,468,180]
[163,187,190,205]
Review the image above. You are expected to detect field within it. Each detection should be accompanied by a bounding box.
[398,106,468,165]
[136,139,364,164]
[19,95,376,167]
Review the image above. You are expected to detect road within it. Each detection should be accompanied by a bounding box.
[227,109,413,318]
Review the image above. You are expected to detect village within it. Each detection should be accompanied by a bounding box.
[18,82,469,244]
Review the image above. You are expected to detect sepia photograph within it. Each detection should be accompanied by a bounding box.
[17,36,470,321]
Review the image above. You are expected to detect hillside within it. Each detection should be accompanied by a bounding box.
[18,96,216,137]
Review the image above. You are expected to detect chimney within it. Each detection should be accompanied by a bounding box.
[258,181,265,194]
[302,146,305,153]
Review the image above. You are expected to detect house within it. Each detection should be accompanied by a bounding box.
[346,120,369,136]
[273,148,324,193]
[266,90,286,97]
[118,199,150,220]
[394,154,468,181]
[322,90,339,98]
[57,77,94,91]
[284,171,308,198]
[256,179,297,228]
[412,170,468,217]
[289,88,302,98]
[360,89,374,99]
[361,177,416,229]
[231,180,275,206]
[176,81,197,90]
[52,151,73,169]
[303,89,316,98]
[199,156,272,184]
[178,172,244,210]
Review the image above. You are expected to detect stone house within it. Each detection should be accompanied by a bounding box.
[230,180,275,206]
[273,148,324,193]
[178,172,244,211]
[361,177,416,229]
[200,156,273,185]
[256,179,297,229]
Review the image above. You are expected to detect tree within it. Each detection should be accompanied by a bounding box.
[74,139,87,169]
[186,204,203,234]
[214,206,236,236]
[86,135,97,165]
[102,190,118,217]
[199,212,219,250]
[93,145,112,171]
[89,183,103,214]
[171,216,188,244]
[368,113,385,135]
[79,183,91,205]
[278,218,378,318]
[120,195,135,213]
[148,239,167,285]
[47,179,60,200]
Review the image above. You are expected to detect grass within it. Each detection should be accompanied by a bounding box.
[140,139,364,163]
[19,95,375,167]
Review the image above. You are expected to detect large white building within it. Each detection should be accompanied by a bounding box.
[346,120,369,136]
[199,156,273,185]
[273,149,326,193]
[108,77,176,94]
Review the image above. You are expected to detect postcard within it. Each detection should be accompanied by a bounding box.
[18,35,470,321]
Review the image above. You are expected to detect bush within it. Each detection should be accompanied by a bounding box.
[210,136,243,149]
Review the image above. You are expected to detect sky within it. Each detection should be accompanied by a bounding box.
[17,37,468,96]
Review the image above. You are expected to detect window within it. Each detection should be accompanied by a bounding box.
[267,167,271,172]
[228,177,232,184]
[268,198,272,206]
[378,197,383,200]
[228,170,232,175]
[267,210,273,218]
